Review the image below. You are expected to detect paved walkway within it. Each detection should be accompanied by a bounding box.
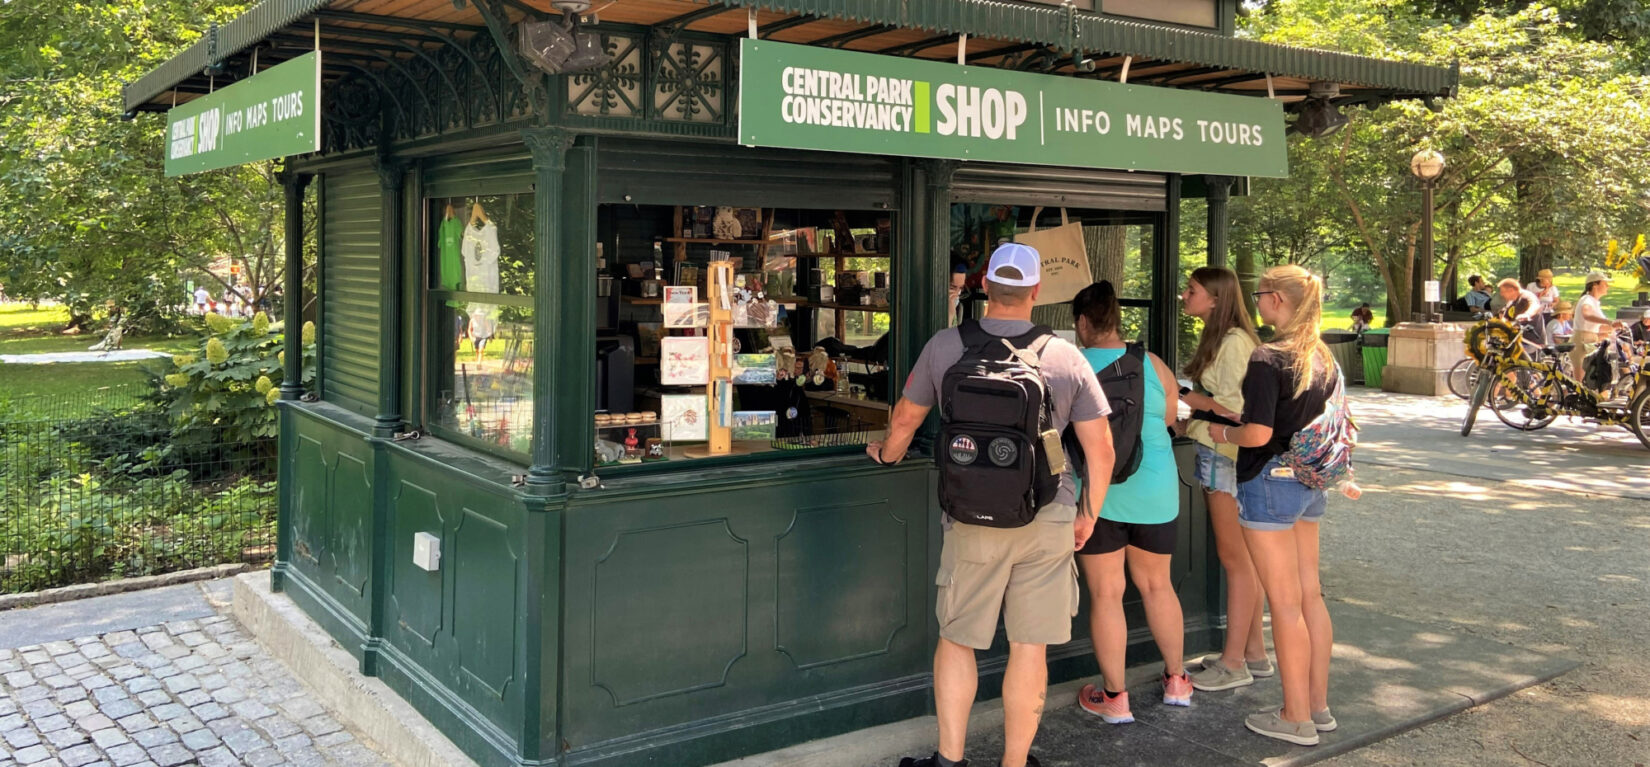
[1349,388,1648,500]
[0,350,170,365]
[0,583,389,767]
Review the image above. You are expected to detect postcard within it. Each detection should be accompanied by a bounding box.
[663,285,697,304]
[660,336,710,385]
[731,410,777,440]
[659,393,708,442]
[731,354,776,385]
[663,302,709,329]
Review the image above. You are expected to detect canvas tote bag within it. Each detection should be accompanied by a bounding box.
[1016,207,1090,305]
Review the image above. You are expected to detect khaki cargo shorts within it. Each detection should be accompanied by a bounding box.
[935,504,1081,650]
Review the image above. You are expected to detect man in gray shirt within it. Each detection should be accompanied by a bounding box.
[869,243,1114,767]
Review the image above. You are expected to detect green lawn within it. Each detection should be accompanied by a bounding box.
[0,303,186,419]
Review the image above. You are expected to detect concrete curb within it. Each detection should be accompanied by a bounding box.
[231,571,477,767]
[0,563,252,611]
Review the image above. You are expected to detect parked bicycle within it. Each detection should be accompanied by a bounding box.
[1447,313,1574,400]
[1460,317,1649,449]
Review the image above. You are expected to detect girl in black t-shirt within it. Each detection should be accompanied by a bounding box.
[1207,265,1337,746]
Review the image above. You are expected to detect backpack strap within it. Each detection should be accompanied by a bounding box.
[957,319,995,354]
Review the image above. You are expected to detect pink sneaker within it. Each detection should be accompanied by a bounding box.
[1077,683,1133,724]
[1162,671,1193,707]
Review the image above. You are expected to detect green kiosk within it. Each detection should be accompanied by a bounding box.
[124,2,1454,765]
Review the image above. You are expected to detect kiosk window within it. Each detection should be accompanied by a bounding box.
[594,204,893,470]
[424,195,535,459]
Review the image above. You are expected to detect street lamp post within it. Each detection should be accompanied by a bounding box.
[1410,149,1446,322]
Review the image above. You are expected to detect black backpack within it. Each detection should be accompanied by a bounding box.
[937,321,1061,528]
[1062,343,1147,487]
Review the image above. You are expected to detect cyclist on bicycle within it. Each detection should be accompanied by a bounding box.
[1546,301,1574,343]
[1498,278,1546,348]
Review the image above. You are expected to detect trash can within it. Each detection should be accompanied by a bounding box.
[1322,330,1364,385]
[1360,329,1390,389]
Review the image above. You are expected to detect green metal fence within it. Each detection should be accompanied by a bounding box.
[0,391,277,594]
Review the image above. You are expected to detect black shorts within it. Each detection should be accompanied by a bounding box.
[1079,517,1178,556]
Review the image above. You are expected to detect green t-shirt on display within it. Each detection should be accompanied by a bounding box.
[438,216,465,308]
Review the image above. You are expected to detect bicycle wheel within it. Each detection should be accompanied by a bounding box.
[1630,387,1650,451]
[1447,359,1480,400]
[1461,374,1491,437]
[1491,368,1558,431]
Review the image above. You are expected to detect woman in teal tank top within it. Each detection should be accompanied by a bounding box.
[1068,281,1193,725]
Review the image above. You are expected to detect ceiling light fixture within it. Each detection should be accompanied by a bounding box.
[1289,82,1349,139]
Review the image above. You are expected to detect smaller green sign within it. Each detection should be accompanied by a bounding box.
[165,52,322,177]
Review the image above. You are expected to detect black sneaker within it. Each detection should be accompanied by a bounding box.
[898,754,968,767]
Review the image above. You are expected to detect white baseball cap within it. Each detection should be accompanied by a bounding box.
[986,243,1040,286]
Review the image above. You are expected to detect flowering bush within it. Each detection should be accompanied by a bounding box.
[156,313,315,443]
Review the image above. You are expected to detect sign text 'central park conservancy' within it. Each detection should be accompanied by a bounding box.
[738,41,1287,178]
[165,52,322,177]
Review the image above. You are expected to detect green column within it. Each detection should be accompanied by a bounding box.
[278,168,312,401]
[910,159,957,452]
[1151,175,1183,369]
[1204,175,1233,270]
[373,155,407,438]
[521,128,585,489]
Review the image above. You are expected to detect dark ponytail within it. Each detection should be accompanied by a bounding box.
[1071,280,1121,338]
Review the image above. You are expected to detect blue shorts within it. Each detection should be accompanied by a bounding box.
[1194,443,1240,498]
[1235,456,1327,531]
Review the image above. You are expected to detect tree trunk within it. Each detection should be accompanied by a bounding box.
[1236,246,1259,322]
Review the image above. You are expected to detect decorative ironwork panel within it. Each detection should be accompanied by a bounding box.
[651,38,725,124]
[569,32,644,118]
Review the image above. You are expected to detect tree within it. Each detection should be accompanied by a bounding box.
[0,0,309,332]
[1240,0,1650,323]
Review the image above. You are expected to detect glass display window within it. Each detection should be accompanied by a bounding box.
[424,194,536,460]
[594,203,895,471]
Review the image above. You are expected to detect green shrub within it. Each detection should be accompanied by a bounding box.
[157,312,315,444]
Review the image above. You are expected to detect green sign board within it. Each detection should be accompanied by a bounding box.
[738,40,1287,178]
[165,52,322,177]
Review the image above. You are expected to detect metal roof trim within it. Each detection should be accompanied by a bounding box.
[123,0,337,113]
[726,0,1456,95]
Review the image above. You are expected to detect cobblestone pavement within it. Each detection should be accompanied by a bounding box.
[0,612,391,767]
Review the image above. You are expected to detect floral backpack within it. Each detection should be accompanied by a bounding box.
[1280,369,1357,490]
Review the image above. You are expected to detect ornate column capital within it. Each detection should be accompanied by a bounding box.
[276,166,312,192]
[522,127,576,172]
[372,154,406,192]
[1203,174,1234,204]
[919,158,960,191]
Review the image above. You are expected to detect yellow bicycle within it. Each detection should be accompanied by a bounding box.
[1460,317,1650,449]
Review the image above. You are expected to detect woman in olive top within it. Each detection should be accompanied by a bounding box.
[1178,267,1273,693]
[1210,265,1339,746]
[1069,282,1193,726]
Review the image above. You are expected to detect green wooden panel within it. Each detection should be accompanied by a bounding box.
[321,168,382,417]
[595,138,897,209]
[282,407,377,635]
[774,501,908,670]
[376,447,539,760]
[422,149,534,197]
[560,463,932,757]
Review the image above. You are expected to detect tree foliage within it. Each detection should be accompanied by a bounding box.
[1235,0,1650,322]
[0,0,307,332]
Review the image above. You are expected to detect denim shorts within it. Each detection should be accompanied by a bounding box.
[1194,443,1240,498]
[1235,456,1327,531]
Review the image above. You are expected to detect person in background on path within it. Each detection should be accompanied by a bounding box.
[1545,300,1574,343]
[1178,267,1274,693]
[1349,303,1374,333]
[875,243,1115,767]
[193,286,210,315]
[1210,265,1339,747]
[1630,310,1650,349]
[1068,281,1193,725]
[1464,275,1494,313]
[1573,270,1623,389]
[1527,268,1560,331]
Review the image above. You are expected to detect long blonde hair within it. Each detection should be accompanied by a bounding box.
[1185,266,1260,383]
[1261,265,1332,398]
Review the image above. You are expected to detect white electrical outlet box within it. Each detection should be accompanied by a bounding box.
[413,532,441,572]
